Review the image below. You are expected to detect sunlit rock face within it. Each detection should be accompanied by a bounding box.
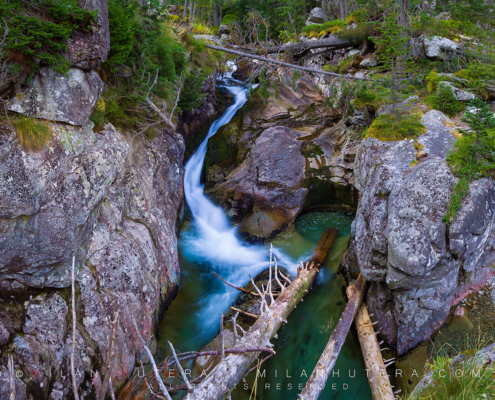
[0,119,185,397]
[344,110,495,356]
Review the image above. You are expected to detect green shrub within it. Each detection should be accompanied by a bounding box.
[405,350,495,400]
[425,69,441,93]
[365,112,426,141]
[11,115,52,151]
[323,64,338,74]
[426,83,465,117]
[302,20,345,38]
[444,99,495,224]
[1,0,96,73]
[178,69,207,111]
[355,83,376,105]
[455,64,495,100]
[104,0,134,69]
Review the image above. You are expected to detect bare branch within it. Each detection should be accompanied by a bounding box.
[98,311,119,400]
[168,341,193,392]
[132,319,173,400]
[8,354,15,400]
[213,272,260,296]
[70,256,80,400]
[220,313,225,360]
[231,306,258,319]
[274,257,285,294]
[268,247,275,305]
[203,44,369,81]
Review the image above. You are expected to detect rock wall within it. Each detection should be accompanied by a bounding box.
[0,5,188,392]
[343,110,495,355]
[0,114,185,398]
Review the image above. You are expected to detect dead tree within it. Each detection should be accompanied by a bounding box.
[263,37,353,54]
[204,44,369,81]
[298,274,367,400]
[182,228,338,400]
[346,283,394,400]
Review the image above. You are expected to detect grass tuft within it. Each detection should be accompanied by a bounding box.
[11,115,52,151]
[365,112,426,141]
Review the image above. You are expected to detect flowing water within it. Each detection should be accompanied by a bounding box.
[157,77,372,399]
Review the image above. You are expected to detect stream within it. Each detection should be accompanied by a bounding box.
[157,76,372,399]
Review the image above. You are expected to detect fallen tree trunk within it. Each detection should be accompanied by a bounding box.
[204,44,369,81]
[298,274,367,400]
[346,284,395,400]
[264,38,353,54]
[183,228,338,400]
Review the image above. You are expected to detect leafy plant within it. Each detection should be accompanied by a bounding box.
[406,350,495,400]
[1,0,96,74]
[178,69,207,111]
[104,0,134,69]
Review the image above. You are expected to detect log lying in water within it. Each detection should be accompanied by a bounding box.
[183,228,338,400]
[346,284,395,400]
[298,274,367,400]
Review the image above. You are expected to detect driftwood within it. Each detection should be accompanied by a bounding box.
[182,228,338,400]
[205,44,369,81]
[346,284,395,400]
[299,274,367,400]
[264,38,353,54]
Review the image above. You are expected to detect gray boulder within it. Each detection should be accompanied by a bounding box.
[424,36,459,60]
[344,110,495,355]
[306,7,329,25]
[439,81,476,102]
[219,24,230,35]
[8,68,104,126]
[359,57,378,68]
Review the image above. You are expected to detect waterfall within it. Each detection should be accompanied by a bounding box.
[181,79,294,334]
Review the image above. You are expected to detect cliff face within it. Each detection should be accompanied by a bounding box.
[0,110,185,399]
[0,1,188,397]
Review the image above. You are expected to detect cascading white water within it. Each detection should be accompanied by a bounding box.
[182,79,295,334]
